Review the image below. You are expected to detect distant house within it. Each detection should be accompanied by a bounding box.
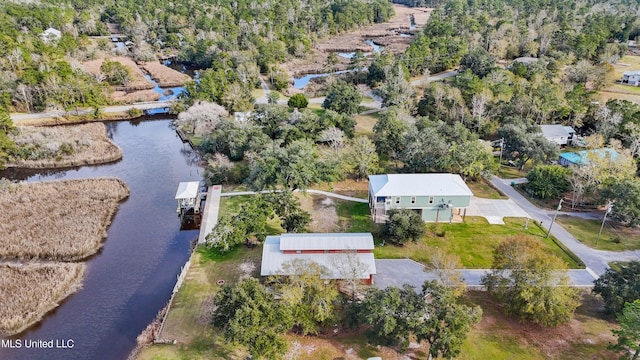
[260,233,377,285]
[512,57,539,65]
[368,173,473,223]
[540,124,576,146]
[622,70,640,86]
[559,148,619,167]
[40,28,61,43]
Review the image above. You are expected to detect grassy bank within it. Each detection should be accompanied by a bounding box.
[8,123,122,168]
[467,178,507,199]
[460,291,617,360]
[0,262,85,336]
[556,216,640,251]
[0,178,130,261]
[374,217,583,268]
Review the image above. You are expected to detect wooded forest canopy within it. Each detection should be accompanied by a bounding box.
[0,0,393,112]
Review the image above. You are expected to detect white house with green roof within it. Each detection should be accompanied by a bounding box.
[368,173,473,223]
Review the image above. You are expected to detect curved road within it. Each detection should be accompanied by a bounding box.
[489,176,640,276]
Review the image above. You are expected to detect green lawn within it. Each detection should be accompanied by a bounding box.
[336,201,376,233]
[353,113,378,137]
[250,88,265,99]
[459,291,617,360]
[467,179,507,199]
[497,165,527,179]
[374,217,583,268]
[137,246,261,359]
[556,216,640,251]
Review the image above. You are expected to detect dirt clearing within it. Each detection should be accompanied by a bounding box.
[82,56,153,91]
[284,4,432,76]
[142,61,191,87]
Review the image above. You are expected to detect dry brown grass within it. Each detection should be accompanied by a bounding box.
[285,4,431,76]
[111,89,162,103]
[142,62,191,87]
[0,262,85,336]
[8,123,122,168]
[82,56,153,91]
[0,178,130,261]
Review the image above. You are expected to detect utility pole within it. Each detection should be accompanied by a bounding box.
[546,198,563,238]
[498,137,504,173]
[597,201,613,245]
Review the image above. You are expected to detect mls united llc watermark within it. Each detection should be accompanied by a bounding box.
[1,339,74,349]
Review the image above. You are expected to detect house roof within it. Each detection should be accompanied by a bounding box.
[623,70,640,76]
[540,124,575,138]
[260,236,377,279]
[368,173,473,197]
[280,233,374,251]
[513,57,539,64]
[560,148,619,166]
[175,181,200,199]
[41,28,61,37]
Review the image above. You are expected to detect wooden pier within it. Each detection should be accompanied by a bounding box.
[198,185,222,244]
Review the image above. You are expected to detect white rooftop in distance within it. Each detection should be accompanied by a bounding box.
[368,173,473,197]
[260,236,376,279]
[540,124,575,138]
[279,233,374,251]
[175,181,200,199]
[623,70,640,76]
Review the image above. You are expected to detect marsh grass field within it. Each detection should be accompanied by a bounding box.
[0,178,129,261]
[0,262,85,336]
[8,123,122,168]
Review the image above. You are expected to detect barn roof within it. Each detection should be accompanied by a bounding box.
[279,233,374,251]
[260,236,376,279]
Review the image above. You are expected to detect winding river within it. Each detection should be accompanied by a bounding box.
[0,119,202,360]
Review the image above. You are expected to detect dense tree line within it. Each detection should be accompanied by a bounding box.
[0,0,393,112]
[200,103,377,190]
[213,274,480,360]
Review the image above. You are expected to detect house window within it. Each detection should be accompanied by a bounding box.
[395,197,400,204]
[429,196,434,204]
[411,196,416,204]
[296,250,301,254]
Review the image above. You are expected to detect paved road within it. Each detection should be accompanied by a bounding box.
[489,176,640,276]
[410,69,459,86]
[10,100,176,122]
[374,259,597,289]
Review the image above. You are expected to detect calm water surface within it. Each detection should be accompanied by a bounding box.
[0,119,202,360]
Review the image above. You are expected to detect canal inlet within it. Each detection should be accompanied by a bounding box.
[0,119,202,360]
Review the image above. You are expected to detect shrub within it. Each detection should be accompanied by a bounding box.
[287,93,308,109]
[525,165,570,199]
[128,108,143,118]
[383,209,425,245]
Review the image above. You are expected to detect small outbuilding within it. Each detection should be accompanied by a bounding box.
[368,173,473,223]
[622,70,640,86]
[540,124,576,146]
[40,28,62,43]
[260,233,377,285]
[559,148,619,167]
[174,181,202,214]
